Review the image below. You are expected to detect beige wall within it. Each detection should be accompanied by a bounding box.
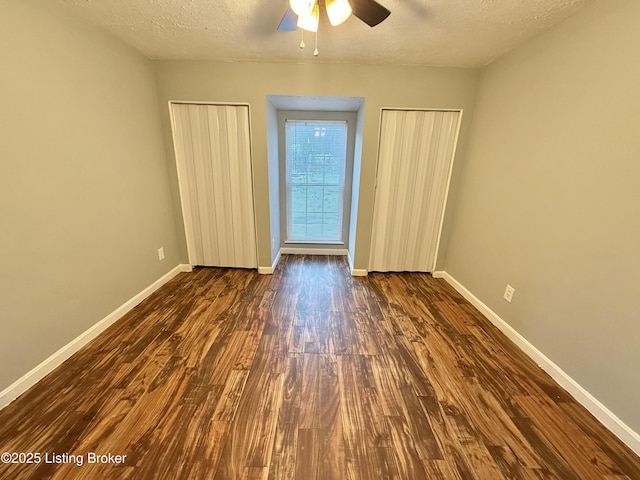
[265,100,281,266]
[153,61,479,270]
[445,0,640,431]
[0,1,179,389]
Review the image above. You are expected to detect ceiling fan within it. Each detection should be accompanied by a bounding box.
[278,0,391,55]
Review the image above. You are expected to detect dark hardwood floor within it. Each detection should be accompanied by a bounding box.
[1,255,639,479]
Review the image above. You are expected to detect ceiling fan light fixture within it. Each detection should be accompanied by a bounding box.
[289,0,315,18]
[297,4,320,32]
[326,0,352,26]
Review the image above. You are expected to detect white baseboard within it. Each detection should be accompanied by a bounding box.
[0,264,190,411]
[438,271,640,456]
[258,249,281,275]
[347,250,368,277]
[350,269,368,277]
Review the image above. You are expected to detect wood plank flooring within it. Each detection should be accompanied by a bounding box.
[1,255,639,479]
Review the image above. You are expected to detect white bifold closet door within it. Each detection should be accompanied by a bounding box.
[170,103,257,268]
[369,109,461,272]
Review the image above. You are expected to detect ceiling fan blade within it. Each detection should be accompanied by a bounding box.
[278,7,298,32]
[350,0,391,27]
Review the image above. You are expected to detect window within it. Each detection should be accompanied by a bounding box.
[285,120,348,243]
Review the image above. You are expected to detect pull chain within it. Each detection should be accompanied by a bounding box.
[300,27,305,49]
[313,5,319,56]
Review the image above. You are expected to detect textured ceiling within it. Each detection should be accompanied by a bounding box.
[57,0,594,68]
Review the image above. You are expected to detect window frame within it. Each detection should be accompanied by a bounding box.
[278,110,357,250]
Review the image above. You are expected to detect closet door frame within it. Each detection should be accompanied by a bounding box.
[168,101,259,268]
[369,107,463,272]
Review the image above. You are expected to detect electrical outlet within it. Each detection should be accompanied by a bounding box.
[271,238,275,251]
[157,247,165,261]
[503,284,515,303]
